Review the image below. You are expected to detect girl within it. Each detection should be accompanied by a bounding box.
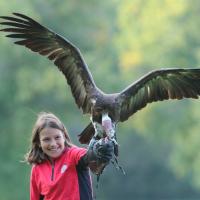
[25,112,114,200]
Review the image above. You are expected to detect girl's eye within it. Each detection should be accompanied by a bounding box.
[42,138,50,142]
[55,135,61,140]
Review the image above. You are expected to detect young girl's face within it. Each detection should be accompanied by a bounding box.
[39,127,66,159]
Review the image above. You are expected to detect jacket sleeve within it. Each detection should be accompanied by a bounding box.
[67,146,87,165]
[30,166,41,200]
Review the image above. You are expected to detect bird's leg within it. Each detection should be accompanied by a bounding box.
[88,116,104,150]
[90,116,104,138]
[110,123,118,145]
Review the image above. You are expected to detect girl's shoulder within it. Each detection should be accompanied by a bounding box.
[30,163,42,176]
[31,162,46,170]
[31,159,51,172]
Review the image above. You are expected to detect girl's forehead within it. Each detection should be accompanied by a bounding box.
[39,127,62,138]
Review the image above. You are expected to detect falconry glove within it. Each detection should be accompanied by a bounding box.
[89,138,114,163]
[80,138,114,175]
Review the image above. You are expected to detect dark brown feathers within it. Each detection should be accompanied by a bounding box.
[1,13,200,145]
[78,123,95,144]
[0,13,97,114]
[118,69,200,121]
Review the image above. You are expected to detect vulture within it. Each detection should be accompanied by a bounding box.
[1,13,200,153]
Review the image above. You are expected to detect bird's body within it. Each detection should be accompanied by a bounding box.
[1,13,200,154]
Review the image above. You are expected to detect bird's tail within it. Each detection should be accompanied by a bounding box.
[78,122,95,144]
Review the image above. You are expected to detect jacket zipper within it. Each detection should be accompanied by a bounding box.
[51,160,55,181]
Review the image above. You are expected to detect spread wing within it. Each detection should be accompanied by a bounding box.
[0,13,97,114]
[118,68,200,122]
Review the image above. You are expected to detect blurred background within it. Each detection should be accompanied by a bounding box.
[1,0,200,199]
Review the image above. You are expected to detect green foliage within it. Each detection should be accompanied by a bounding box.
[1,0,200,199]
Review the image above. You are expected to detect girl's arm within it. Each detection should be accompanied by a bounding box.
[30,167,42,200]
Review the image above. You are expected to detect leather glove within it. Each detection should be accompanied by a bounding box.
[92,138,114,163]
[78,138,114,175]
[86,137,114,164]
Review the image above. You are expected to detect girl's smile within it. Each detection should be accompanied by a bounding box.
[39,127,65,159]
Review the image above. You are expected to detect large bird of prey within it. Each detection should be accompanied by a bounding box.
[1,13,200,150]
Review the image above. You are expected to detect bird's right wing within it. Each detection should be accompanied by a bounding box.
[0,13,97,114]
[117,68,200,122]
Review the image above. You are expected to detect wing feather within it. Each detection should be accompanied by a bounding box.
[0,13,98,114]
[118,68,200,122]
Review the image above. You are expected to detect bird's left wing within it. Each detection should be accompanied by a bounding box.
[117,68,200,122]
[0,13,97,114]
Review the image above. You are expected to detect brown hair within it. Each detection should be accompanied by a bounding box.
[25,112,74,164]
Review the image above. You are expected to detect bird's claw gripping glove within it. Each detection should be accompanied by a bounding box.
[84,137,114,175]
[91,138,114,163]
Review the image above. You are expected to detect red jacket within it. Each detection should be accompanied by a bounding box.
[30,146,93,200]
